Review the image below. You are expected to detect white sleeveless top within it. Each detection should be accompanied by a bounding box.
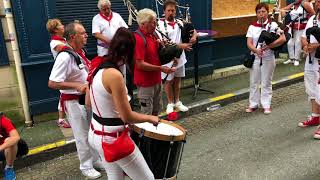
[90,69,120,118]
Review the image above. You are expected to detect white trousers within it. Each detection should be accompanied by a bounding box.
[287,29,303,60]
[88,118,154,180]
[249,59,276,108]
[64,100,98,171]
[305,70,320,101]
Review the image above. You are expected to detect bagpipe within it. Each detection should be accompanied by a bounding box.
[155,28,183,65]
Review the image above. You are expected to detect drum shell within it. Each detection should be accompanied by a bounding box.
[131,132,184,179]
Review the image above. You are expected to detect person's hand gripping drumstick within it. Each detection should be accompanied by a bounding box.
[149,116,160,129]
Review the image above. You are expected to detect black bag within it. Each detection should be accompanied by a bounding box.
[17,139,29,157]
[243,37,260,68]
[158,44,183,65]
[242,52,255,68]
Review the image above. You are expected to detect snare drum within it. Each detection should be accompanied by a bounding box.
[131,120,187,180]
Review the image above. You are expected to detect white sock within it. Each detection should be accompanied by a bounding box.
[5,165,13,169]
[312,113,320,117]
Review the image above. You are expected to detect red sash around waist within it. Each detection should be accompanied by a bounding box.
[60,93,80,113]
[90,123,122,137]
[292,23,307,30]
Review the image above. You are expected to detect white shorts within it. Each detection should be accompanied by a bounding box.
[161,65,185,81]
[304,70,320,100]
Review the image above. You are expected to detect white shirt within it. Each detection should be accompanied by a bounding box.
[246,20,278,61]
[92,12,128,56]
[290,2,311,23]
[49,52,88,94]
[302,15,320,71]
[90,69,120,118]
[50,39,66,59]
[157,19,187,68]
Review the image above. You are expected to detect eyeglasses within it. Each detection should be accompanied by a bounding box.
[77,31,87,36]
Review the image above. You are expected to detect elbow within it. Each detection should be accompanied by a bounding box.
[48,80,57,89]
[135,61,143,70]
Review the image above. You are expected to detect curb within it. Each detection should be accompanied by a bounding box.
[14,71,304,170]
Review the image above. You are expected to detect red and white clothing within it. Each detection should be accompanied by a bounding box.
[157,19,187,80]
[49,50,98,171]
[92,12,128,56]
[301,15,320,103]
[50,36,67,59]
[246,19,278,109]
[0,115,16,145]
[88,69,154,180]
[287,1,313,60]
[134,28,162,87]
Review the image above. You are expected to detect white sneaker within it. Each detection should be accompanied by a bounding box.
[166,103,175,114]
[175,101,189,112]
[283,59,293,64]
[294,60,300,66]
[81,168,102,179]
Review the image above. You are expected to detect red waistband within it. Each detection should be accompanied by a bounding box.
[90,123,122,138]
[60,93,80,113]
[292,23,307,30]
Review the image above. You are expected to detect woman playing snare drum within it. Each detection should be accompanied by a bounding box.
[88,27,158,180]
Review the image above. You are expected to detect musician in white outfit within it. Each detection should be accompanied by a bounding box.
[48,22,102,179]
[298,0,320,139]
[88,27,159,180]
[246,3,286,114]
[157,0,197,114]
[282,0,315,66]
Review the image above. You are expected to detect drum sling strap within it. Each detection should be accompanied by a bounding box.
[90,61,124,126]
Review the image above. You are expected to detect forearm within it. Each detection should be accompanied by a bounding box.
[0,136,20,151]
[126,111,155,124]
[136,60,162,72]
[301,37,308,47]
[93,33,109,44]
[268,36,285,49]
[48,80,84,91]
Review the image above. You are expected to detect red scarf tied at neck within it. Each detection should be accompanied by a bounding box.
[100,11,113,26]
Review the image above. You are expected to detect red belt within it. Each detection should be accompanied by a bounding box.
[292,23,307,30]
[90,123,122,138]
[60,93,80,113]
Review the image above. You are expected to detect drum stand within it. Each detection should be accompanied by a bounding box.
[192,40,214,99]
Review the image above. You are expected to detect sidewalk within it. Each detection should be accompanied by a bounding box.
[13,55,305,169]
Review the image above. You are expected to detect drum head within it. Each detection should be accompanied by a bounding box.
[132,120,186,141]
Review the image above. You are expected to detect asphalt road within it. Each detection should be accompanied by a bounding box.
[13,82,320,180]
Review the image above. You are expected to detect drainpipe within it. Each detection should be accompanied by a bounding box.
[1,0,32,126]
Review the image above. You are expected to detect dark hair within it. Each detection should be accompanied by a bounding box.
[64,22,83,41]
[255,3,269,13]
[163,0,177,11]
[105,27,136,73]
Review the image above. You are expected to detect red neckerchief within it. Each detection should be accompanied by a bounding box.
[76,50,91,69]
[167,21,176,29]
[51,35,66,43]
[251,19,271,28]
[99,11,113,26]
[162,19,176,29]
